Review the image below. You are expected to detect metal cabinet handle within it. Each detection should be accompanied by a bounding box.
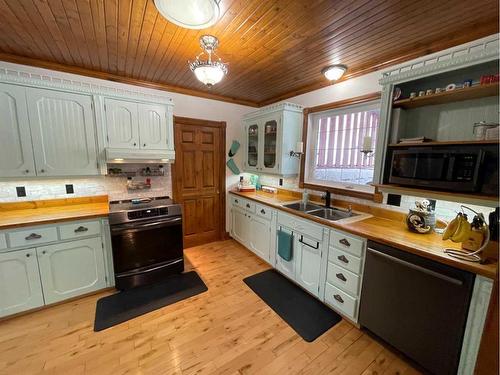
[25,233,42,240]
[339,238,351,247]
[336,273,347,282]
[337,254,349,264]
[246,203,250,208]
[133,142,137,146]
[74,226,89,233]
[299,235,319,249]
[235,199,239,203]
[26,253,31,258]
[334,294,344,304]
[260,209,266,214]
[24,169,29,174]
[39,169,45,173]
[42,250,47,255]
[143,143,146,147]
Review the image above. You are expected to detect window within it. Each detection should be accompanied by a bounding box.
[303,98,381,194]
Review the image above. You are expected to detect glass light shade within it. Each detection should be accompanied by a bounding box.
[322,65,347,81]
[154,0,220,29]
[193,65,225,86]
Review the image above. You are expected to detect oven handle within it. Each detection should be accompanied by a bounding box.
[111,217,182,233]
[116,258,184,278]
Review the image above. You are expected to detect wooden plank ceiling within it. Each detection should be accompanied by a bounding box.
[0,0,497,107]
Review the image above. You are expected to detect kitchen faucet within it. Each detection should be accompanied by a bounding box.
[322,191,331,208]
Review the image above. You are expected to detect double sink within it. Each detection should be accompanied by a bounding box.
[282,202,358,221]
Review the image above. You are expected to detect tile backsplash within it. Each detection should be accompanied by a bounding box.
[247,172,495,222]
[0,166,173,202]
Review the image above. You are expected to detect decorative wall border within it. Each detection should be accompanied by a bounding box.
[458,275,494,375]
[379,34,499,85]
[0,64,174,106]
[243,101,303,119]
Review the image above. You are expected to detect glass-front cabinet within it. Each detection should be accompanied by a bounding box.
[246,123,259,171]
[243,103,303,176]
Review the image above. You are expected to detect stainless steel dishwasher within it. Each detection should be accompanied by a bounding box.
[359,240,475,375]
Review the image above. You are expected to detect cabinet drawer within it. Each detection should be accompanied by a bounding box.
[231,196,255,213]
[277,212,323,241]
[255,203,272,220]
[325,282,357,320]
[8,227,58,248]
[327,262,360,297]
[330,229,365,257]
[0,233,6,250]
[329,246,363,275]
[59,220,101,240]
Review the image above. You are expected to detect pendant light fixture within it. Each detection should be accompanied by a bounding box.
[154,0,221,29]
[322,64,348,81]
[189,35,228,86]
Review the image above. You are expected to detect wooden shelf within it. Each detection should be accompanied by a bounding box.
[393,83,499,109]
[374,184,499,207]
[388,140,499,147]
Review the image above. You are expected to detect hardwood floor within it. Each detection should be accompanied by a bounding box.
[0,240,422,375]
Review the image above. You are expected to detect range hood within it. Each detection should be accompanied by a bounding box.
[106,148,175,164]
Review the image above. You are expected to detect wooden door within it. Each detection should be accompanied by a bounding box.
[138,103,169,150]
[104,98,139,149]
[37,237,106,304]
[173,117,225,248]
[0,248,44,318]
[26,88,99,176]
[0,83,37,178]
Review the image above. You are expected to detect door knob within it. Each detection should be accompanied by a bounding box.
[24,169,29,174]
[39,169,45,173]
[26,253,31,258]
[143,143,146,147]
[133,142,137,146]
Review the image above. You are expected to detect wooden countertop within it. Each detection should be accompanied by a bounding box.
[230,190,498,279]
[0,196,109,229]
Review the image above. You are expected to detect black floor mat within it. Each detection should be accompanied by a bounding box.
[94,271,208,331]
[243,269,342,342]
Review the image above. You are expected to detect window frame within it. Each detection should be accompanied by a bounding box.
[299,92,383,202]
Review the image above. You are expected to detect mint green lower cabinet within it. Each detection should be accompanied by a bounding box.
[0,249,44,318]
[37,237,106,304]
[248,214,272,263]
[295,235,323,297]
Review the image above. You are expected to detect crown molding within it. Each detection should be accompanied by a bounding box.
[243,101,303,119]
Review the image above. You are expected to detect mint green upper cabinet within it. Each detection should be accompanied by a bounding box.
[0,83,36,178]
[26,88,99,176]
[138,103,170,150]
[0,249,44,318]
[242,103,303,176]
[36,237,106,304]
[105,98,140,149]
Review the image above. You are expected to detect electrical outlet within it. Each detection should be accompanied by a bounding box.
[386,194,401,207]
[65,184,74,194]
[16,186,26,197]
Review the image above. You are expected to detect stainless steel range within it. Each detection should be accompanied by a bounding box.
[109,196,184,290]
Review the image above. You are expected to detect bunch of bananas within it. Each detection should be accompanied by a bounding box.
[442,213,471,243]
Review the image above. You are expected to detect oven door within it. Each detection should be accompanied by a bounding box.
[110,216,183,286]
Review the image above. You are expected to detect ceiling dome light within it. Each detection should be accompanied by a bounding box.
[189,35,228,86]
[322,64,348,81]
[154,0,220,29]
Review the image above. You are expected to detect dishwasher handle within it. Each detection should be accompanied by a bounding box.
[367,247,463,286]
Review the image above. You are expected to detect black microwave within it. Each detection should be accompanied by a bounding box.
[389,147,485,192]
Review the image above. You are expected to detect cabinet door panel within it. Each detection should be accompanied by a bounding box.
[0,83,36,177]
[231,208,249,246]
[0,249,44,317]
[138,103,168,150]
[105,98,139,149]
[27,88,98,176]
[244,122,260,172]
[248,215,271,263]
[37,237,106,304]
[295,235,322,296]
[261,117,280,173]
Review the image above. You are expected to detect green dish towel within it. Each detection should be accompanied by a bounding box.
[277,229,293,261]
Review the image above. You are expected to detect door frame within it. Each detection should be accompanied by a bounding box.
[172,116,227,244]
